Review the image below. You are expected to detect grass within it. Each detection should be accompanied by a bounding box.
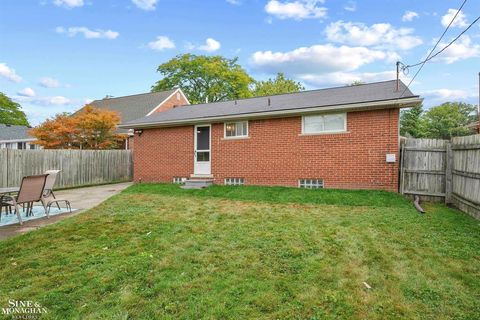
[0,184,479,319]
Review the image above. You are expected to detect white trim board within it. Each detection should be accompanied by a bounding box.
[146,88,190,116]
[0,138,37,144]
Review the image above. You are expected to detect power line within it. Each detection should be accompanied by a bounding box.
[405,15,480,69]
[399,0,468,98]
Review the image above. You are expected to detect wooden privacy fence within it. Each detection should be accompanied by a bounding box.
[400,134,480,219]
[0,149,133,189]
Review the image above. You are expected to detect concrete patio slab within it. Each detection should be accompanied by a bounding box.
[0,182,132,240]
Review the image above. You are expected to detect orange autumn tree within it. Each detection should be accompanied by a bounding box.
[29,113,79,149]
[30,105,126,149]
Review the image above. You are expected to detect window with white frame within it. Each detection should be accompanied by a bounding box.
[302,113,346,134]
[224,121,248,138]
[225,178,245,186]
[299,179,324,189]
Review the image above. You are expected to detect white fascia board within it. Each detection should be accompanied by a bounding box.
[0,138,37,143]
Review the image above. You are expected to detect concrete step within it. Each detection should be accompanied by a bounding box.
[180,179,214,189]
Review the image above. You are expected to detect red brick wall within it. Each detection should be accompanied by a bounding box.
[133,126,194,183]
[151,90,189,114]
[126,90,189,150]
[133,108,400,191]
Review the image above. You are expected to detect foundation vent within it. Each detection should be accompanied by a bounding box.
[298,179,324,189]
[224,178,245,186]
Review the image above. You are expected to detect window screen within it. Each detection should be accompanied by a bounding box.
[225,121,248,138]
[303,113,346,134]
[196,126,210,150]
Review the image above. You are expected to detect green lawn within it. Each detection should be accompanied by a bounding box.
[0,184,479,319]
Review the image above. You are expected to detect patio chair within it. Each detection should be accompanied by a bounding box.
[42,170,72,215]
[0,174,49,225]
[0,196,13,215]
[44,170,61,209]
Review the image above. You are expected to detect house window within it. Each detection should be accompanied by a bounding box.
[299,179,324,189]
[173,177,186,184]
[224,121,248,138]
[17,142,26,149]
[225,178,245,186]
[302,113,346,134]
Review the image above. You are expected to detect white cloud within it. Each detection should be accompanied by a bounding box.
[226,0,241,4]
[132,0,158,11]
[39,77,61,88]
[325,21,423,50]
[0,63,22,82]
[265,0,327,20]
[148,36,175,51]
[434,35,480,64]
[56,26,119,39]
[344,1,356,12]
[251,44,398,74]
[53,0,84,8]
[17,88,36,97]
[299,71,405,87]
[14,95,71,106]
[402,11,419,22]
[441,9,468,28]
[423,89,473,101]
[48,96,71,105]
[198,38,221,52]
[84,98,94,105]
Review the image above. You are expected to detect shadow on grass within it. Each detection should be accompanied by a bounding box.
[123,183,412,208]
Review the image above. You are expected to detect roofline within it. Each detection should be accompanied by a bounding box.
[145,88,190,116]
[119,96,422,129]
[89,88,178,105]
[0,138,37,143]
[167,79,409,109]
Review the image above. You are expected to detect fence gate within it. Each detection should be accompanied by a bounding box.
[400,134,480,219]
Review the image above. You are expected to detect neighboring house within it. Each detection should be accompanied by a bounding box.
[120,80,422,191]
[81,88,189,149]
[466,120,480,134]
[0,124,41,150]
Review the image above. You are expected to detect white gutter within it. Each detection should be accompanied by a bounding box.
[0,138,37,144]
[119,96,422,129]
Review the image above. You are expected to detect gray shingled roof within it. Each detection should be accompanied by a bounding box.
[86,89,178,133]
[0,124,35,142]
[122,80,419,128]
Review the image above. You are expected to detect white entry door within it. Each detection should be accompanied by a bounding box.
[194,124,211,175]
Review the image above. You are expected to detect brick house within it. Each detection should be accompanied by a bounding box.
[79,88,189,149]
[120,80,422,191]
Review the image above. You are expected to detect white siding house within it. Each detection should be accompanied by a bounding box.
[0,124,42,150]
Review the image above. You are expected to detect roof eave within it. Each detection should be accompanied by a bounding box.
[119,96,422,129]
[0,138,37,143]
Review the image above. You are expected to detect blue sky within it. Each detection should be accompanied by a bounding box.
[1,0,479,125]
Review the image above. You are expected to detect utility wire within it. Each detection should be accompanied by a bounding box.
[405,15,480,69]
[399,0,468,98]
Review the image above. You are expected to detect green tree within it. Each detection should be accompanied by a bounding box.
[348,81,365,86]
[152,54,253,104]
[251,73,304,97]
[423,102,476,139]
[0,92,29,126]
[400,104,426,138]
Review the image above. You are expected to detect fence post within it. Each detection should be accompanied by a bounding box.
[399,143,405,194]
[445,142,453,205]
